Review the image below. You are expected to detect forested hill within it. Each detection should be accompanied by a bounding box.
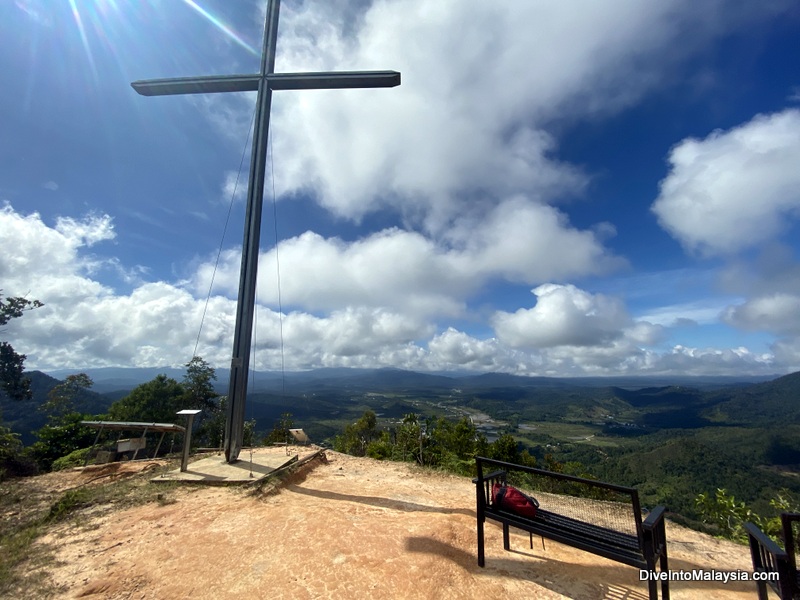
[0,371,110,444]
[702,370,800,425]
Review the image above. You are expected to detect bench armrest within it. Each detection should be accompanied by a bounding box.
[472,470,506,484]
[744,521,797,597]
[642,505,667,530]
[641,505,668,562]
[744,522,788,560]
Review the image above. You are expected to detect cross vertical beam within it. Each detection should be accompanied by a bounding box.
[131,0,399,462]
[223,0,280,464]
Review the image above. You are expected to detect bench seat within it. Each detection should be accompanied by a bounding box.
[475,457,669,600]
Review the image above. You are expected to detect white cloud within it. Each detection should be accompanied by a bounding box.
[4,203,783,376]
[42,181,58,191]
[427,329,509,372]
[221,170,248,205]
[771,338,800,372]
[54,213,115,248]
[492,284,640,349]
[652,109,800,256]
[655,345,774,376]
[7,0,800,381]
[191,198,622,318]
[637,300,733,327]
[446,197,625,283]
[722,293,800,336]
[245,0,791,234]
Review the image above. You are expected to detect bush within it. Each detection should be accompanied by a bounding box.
[51,448,91,471]
[29,412,96,472]
[0,427,37,481]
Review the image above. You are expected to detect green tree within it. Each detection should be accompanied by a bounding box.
[182,356,218,410]
[366,431,394,460]
[40,373,94,421]
[489,433,519,463]
[264,412,294,445]
[695,488,757,541]
[0,424,36,479]
[395,413,422,462]
[29,373,97,471]
[181,357,222,448]
[197,395,227,450]
[0,293,43,401]
[29,413,96,472]
[108,374,185,423]
[334,410,379,456]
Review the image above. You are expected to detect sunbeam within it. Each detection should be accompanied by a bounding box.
[67,0,99,85]
[180,0,260,57]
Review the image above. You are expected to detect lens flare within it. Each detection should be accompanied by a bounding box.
[68,0,99,83]
[180,0,260,57]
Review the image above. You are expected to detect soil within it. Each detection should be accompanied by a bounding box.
[23,450,758,599]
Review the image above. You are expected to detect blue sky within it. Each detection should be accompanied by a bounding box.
[2,0,799,377]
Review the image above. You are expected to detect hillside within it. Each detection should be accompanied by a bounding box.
[0,371,111,444]
[4,449,760,599]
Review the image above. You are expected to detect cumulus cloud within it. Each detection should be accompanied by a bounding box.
[244,0,792,236]
[191,200,622,318]
[3,203,781,376]
[492,284,653,349]
[652,109,800,256]
[427,329,509,372]
[54,213,115,248]
[722,293,800,336]
[4,0,798,377]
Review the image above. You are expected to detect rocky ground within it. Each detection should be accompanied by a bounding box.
[11,449,761,599]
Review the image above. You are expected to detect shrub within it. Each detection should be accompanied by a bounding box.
[51,448,92,472]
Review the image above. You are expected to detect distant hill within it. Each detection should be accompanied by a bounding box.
[0,371,112,444]
[702,370,800,425]
[43,366,779,395]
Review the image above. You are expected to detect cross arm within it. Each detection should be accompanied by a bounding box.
[131,74,261,96]
[267,70,400,90]
[132,70,400,97]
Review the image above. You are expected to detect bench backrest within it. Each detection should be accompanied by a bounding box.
[476,457,646,545]
[782,512,800,578]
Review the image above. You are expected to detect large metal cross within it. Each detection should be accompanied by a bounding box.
[132,0,400,462]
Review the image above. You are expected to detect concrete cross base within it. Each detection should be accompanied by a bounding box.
[152,446,318,485]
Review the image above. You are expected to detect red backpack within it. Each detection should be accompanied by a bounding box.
[492,483,539,518]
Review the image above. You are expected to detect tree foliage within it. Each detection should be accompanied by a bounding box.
[334,411,531,477]
[264,412,294,445]
[0,293,43,401]
[29,412,96,472]
[182,356,218,410]
[108,374,186,423]
[695,487,800,543]
[40,373,94,421]
[29,373,96,471]
[334,410,379,456]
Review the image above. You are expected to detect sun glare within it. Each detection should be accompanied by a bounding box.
[68,0,99,84]
[179,0,260,57]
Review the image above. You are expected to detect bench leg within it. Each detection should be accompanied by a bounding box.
[503,523,510,551]
[647,577,657,600]
[660,548,669,600]
[645,550,669,600]
[477,517,485,567]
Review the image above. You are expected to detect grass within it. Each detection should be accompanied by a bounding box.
[0,459,182,598]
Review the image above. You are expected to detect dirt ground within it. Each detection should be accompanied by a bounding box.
[28,449,759,599]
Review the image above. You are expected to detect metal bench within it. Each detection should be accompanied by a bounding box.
[745,512,800,599]
[475,456,669,600]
